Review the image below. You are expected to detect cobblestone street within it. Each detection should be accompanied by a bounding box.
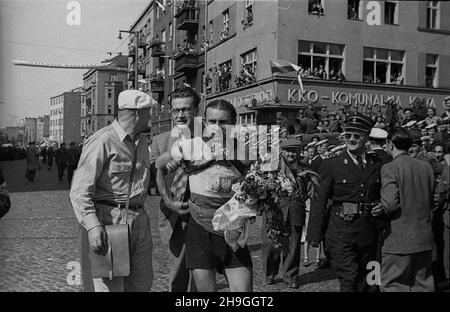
[0,160,338,292]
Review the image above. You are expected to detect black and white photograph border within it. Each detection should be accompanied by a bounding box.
[0,0,449,295]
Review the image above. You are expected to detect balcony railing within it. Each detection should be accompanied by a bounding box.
[174,51,199,73]
[148,74,165,93]
[175,3,200,31]
[149,39,166,57]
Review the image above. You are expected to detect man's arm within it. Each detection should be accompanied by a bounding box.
[155,150,189,215]
[69,138,105,231]
[306,159,333,243]
[380,164,400,216]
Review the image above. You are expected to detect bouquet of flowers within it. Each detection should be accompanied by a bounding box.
[213,153,320,252]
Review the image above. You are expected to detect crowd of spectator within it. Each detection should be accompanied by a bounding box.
[205,63,257,95]
[297,64,346,82]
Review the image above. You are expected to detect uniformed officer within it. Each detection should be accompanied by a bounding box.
[311,139,328,173]
[70,90,157,292]
[307,113,383,292]
[368,128,392,164]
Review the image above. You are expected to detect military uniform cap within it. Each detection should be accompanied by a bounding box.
[345,113,375,133]
[403,120,417,128]
[316,139,328,146]
[307,141,317,147]
[420,136,431,142]
[118,90,157,110]
[425,123,437,130]
[369,128,388,140]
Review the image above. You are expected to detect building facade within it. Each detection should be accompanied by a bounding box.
[49,89,82,144]
[36,115,50,144]
[127,0,450,135]
[81,55,128,138]
[24,118,37,144]
[127,0,207,135]
[203,0,450,128]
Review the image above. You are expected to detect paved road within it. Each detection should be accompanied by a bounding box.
[0,160,338,292]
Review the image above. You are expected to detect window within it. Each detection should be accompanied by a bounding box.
[222,9,230,39]
[108,105,112,114]
[110,74,116,82]
[362,47,404,85]
[384,1,398,25]
[217,60,232,92]
[244,0,253,26]
[209,20,214,43]
[107,89,112,98]
[427,1,440,29]
[425,54,438,88]
[308,0,325,15]
[240,49,257,82]
[348,0,362,20]
[298,40,344,80]
[169,22,173,41]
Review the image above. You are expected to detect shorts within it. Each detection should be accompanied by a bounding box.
[185,218,253,274]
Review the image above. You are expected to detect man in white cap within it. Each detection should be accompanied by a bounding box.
[70,90,157,292]
[368,128,392,164]
[311,139,327,173]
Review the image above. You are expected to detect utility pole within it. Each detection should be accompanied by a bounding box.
[118,30,140,89]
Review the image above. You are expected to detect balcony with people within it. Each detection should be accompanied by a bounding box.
[148,70,165,93]
[174,41,199,73]
[175,0,199,31]
[149,36,165,57]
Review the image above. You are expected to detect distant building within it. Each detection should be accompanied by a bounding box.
[36,115,50,144]
[49,88,82,144]
[1,126,24,143]
[127,0,206,135]
[24,118,37,143]
[81,55,128,138]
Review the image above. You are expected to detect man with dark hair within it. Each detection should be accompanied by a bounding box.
[156,99,253,292]
[401,108,414,126]
[150,86,200,292]
[372,127,435,291]
[307,113,383,292]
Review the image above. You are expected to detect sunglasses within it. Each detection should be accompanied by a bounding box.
[344,133,362,141]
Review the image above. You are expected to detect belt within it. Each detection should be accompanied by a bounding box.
[95,200,143,210]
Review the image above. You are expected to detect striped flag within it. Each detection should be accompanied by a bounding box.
[155,0,166,12]
[270,59,304,93]
[241,65,252,78]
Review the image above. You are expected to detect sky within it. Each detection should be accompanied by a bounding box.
[0,0,149,128]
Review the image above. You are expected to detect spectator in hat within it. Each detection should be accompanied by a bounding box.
[368,128,392,164]
[70,89,157,292]
[55,143,68,182]
[263,138,305,289]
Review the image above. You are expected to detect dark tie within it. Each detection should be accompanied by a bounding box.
[356,155,364,173]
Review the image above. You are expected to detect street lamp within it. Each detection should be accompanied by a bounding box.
[118,29,140,90]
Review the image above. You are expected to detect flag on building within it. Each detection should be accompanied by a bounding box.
[155,0,166,12]
[270,59,304,93]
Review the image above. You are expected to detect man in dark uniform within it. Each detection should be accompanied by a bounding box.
[368,128,392,164]
[310,139,327,173]
[307,113,383,292]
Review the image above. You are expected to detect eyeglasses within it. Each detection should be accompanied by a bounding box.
[172,108,191,116]
[344,133,362,141]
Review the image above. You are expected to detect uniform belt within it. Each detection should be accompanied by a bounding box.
[95,200,143,210]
